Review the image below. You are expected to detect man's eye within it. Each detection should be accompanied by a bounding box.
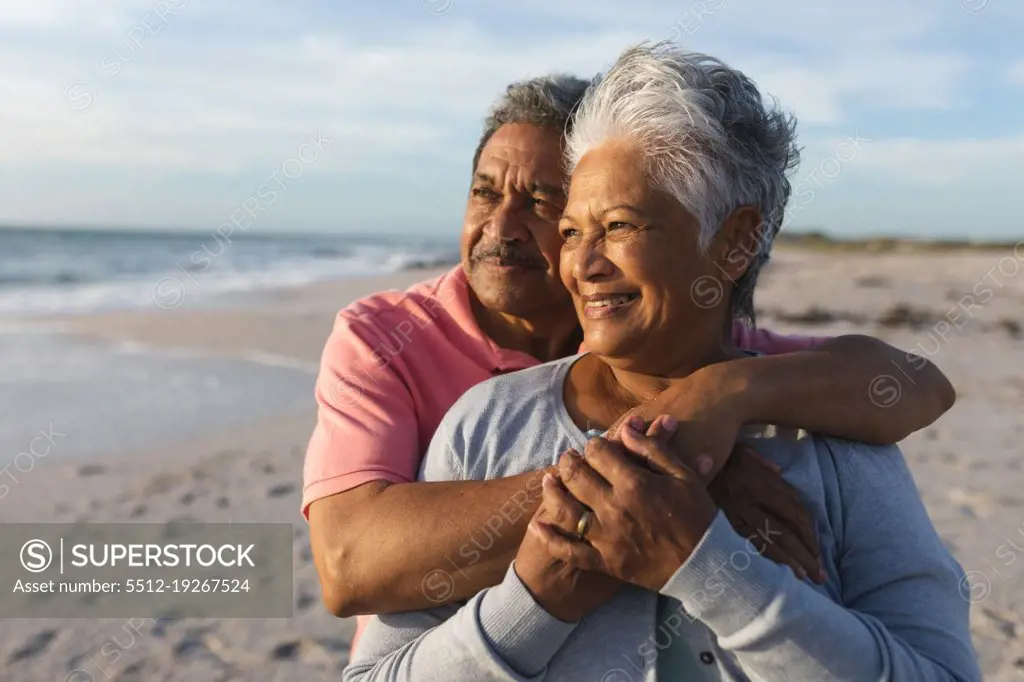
[471,187,500,202]
[608,221,635,231]
[560,227,580,240]
[528,196,563,213]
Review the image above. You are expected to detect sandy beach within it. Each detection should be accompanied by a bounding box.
[1,249,1022,681]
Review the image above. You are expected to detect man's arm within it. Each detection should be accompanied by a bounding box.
[313,324,950,616]
[304,309,552,617]
[310,473,544,616]
[736,333,955,444]
[614,334,955,476]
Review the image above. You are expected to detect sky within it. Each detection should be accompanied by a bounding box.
[0,0,1021,239]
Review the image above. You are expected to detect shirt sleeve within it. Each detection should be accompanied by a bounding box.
[343,564,576,682]
[660,440,981,681]
[301,311,421,518]
[732,320,830,354]
[343,426,577,682]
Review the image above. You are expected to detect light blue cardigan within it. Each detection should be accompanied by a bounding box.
[344,355,981,682]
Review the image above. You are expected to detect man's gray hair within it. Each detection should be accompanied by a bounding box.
[566,42,800,324]
[472,74,592,173]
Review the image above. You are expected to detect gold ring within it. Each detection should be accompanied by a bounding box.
[576,508,593,540]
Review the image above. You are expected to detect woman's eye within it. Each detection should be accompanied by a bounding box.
[560,227,580,240]
[608,221,634,231]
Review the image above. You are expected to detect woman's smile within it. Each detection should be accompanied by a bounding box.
[580,292,640,319]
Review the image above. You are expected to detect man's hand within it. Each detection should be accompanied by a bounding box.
[606,369,743,482]
[514,493,622,622]
[709,444,823,582]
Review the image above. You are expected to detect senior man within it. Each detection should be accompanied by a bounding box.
[303,74,955,646]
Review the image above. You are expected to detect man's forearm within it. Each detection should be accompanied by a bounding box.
[710,334,955,444]
[310,470,547,617]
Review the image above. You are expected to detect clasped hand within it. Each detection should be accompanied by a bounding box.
[514,415,821,622]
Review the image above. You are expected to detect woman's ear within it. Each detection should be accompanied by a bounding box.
[711,207,764,282]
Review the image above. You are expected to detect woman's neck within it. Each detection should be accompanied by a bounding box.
[563,331,746,432]
[602,341,744,406]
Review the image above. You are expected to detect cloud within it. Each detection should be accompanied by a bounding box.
[1008,59,1024,87]
[744,50,972,127]
[0,0,1018,232]
[0,0,983,172]
[0,14,644,172]
[0,0,140,29]
[837,135,1024,185]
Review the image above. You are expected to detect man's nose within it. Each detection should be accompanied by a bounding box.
[484,200,530,243]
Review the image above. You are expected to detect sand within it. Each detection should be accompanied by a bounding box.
[1,251,1022,681]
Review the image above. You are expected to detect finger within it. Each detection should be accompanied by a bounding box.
[719,483,821,576]
[748,515,820,583]
[752,536,809,582]
[540,472,590,535]
[744,475,820,559]
[606,411,642,442]
[730,496,821,583]
[529,520,604,571]
[557,449,611,511]
[731,443,782,474]
[618,420,700,481]
[577,437,645,490]
[718,447,818,557]
[723,508,809,582]
[645,414,678,443]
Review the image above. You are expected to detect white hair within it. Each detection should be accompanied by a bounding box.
[566,41,800,324]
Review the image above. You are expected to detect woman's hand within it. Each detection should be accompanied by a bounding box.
[513,419,684,620]
[535,421,720,592]
[514,495,623,622]
[610,410,824,583]
[534,418,824,590]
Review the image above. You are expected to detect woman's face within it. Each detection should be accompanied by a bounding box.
[558,140,743,369]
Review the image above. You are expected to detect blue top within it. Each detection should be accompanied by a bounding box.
[583,429,708,680]
[344,354,981,682]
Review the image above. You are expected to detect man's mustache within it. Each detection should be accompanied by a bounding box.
[469,243,545,269]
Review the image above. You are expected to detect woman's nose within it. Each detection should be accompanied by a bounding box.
[572,240,613,281]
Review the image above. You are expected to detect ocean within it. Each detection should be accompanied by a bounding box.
[0,226,458,316]
[0,227,459,470]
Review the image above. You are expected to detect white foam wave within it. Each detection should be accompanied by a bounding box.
[0,246,453,316]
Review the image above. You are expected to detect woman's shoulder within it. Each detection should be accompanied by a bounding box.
[743,426,909,486]
[441,355,579,428]
[425,355,581,481]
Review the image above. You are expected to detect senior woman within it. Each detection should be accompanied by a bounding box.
[343,43,981,682]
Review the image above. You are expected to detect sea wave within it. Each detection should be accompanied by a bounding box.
[0,228,458,315]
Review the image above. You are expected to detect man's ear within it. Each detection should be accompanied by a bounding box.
[710,207,764,282]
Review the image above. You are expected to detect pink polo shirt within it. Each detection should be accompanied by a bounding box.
[302,265,826,516]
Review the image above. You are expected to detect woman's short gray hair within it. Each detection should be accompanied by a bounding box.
[473,74,593,173]
[566,42,800,324]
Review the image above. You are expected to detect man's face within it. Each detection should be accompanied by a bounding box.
[461,123,573,319]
